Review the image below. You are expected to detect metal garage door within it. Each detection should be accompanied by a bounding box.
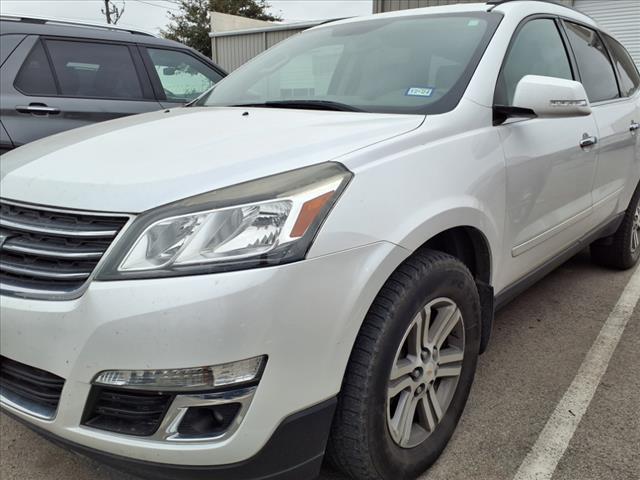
[574,0,640,67]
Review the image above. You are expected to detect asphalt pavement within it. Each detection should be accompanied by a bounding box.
[1,250,638,480]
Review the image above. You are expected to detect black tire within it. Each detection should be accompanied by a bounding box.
[591,185,640,270]
[326,249,481,480]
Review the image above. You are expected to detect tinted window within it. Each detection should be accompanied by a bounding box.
[14,41,57,95]
[201,13,502,115]
[46,40,143,99]
[603,33,640,97]
[148,48,223,102]
[564,22,619,103]
[496,19,573,105]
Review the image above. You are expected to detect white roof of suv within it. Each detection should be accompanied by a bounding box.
[316,1,598,32]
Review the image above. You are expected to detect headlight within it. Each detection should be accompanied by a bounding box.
[97,162,352,279]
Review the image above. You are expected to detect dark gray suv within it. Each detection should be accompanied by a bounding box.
[0,16,226,154]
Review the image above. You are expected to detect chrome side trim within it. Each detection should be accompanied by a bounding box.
[511,189,623,257]
[512,207,592,257]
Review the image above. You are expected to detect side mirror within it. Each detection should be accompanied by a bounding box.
[513,75,591,118]
[494,75,591,125]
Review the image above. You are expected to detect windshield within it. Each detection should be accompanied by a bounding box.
[199,12,501,115]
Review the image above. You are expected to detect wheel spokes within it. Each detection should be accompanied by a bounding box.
[407,312,424,357]
[438,346,464,364]
[416,396,437,432]
[389,391,419,446]
[428,385,443,421]
[388,375,415,399]
[437,365,462,378]
[390,357,416,381]
[428,304,461,349]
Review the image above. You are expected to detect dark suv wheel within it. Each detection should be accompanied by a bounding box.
[327,249,481,480]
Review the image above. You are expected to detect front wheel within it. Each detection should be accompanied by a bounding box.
[327,250,481,480]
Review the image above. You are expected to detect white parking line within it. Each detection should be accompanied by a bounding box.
[513,265,640,480]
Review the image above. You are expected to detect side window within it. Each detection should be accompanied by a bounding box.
[496,19,573,106]
[147,48,223,102]
[564,22,619,103]
[602,33,640,97]
[45,40,144,99]
[14,41,58,95]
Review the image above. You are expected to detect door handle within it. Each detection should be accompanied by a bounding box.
[16,104,61,115]
[580,133,598,149]
[631,121,640,133]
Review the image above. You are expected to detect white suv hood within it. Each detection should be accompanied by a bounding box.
[1,107,423,213]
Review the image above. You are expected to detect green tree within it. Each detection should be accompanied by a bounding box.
[162,0,281,57]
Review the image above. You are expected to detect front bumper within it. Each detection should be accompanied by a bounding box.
[0,241,407,474]
[4,397,337,480]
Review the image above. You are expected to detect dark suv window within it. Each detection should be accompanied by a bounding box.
[602,33,640,98]
[14,41,57,95]
[564,22,619,103]
[45,40,144,99]
[496,19,573,106]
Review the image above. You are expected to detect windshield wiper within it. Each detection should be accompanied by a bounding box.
[230,100,364,112]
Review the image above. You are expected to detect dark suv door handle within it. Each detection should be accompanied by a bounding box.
[16,104,61,115]
[580,134,598,149]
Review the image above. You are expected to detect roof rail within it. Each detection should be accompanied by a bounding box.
[0,14,157,37]
[486,0,590,18]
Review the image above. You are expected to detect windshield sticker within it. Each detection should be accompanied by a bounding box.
[405,87,434,97]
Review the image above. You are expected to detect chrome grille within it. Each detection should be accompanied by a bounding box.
[0,201,129,298]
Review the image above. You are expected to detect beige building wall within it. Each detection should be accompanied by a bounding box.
[210,12,273,33]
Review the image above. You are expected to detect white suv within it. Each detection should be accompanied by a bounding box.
[1,1,639,479]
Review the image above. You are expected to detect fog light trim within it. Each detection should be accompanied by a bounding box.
[153,386,256,443]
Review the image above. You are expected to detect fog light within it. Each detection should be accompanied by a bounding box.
[177,403,241,437]
[93,356,266,391]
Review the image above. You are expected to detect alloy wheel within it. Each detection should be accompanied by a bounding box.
[387,297,465,448]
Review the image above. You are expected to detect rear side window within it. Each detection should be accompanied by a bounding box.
[14,41,57,95]
[45,40,143,99]
[564,22,619,103]
[495,19,573,106]
[602,33,640,97]
[147,48,223,102]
